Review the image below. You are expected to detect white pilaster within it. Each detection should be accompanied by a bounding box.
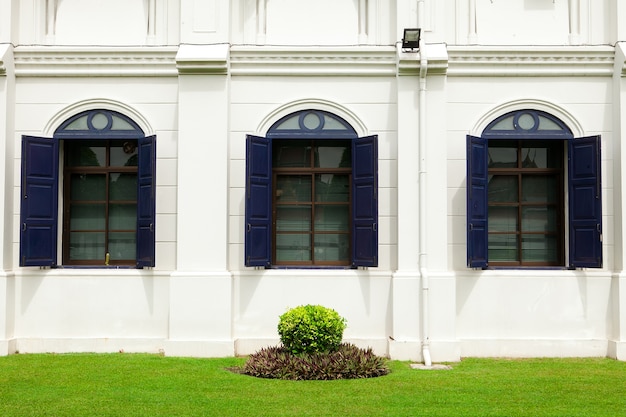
[170,44,233,355]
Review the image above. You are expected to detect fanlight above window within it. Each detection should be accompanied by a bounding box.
[55,109,145,139]
[268,110,357,139]
[482,110,573,139]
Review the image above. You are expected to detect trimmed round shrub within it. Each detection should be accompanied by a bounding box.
[277,305,347,355]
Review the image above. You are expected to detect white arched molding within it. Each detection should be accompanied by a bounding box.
[257,99,369,137]
[470,99,585,138]
[43,99,155,137]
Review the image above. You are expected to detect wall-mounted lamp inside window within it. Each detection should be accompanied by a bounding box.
[401,28,421,51]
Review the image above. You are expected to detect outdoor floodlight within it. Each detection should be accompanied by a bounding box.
[402,28,421,51]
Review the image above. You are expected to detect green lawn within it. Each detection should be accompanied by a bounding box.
[1,353,625,416]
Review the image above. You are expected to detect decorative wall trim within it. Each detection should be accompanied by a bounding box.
[397,43,449,76]
[448,46,615,77]
[230,45,397,76]
[0,43,10,76]
[176,44,229,75]
[616,42,626,77]
[254,0,371,45]
[44,0,159,45]
[14,46,178,77]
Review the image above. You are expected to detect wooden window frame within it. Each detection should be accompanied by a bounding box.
[62,139,138,266]
[272,140,352,267]
[487,140,565,267]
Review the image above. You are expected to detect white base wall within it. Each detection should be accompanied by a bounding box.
[608,341,626,361]
[3,270,624,362]
[16,338,165,355]
[6,337,622,361]
[460,339,610,359]
[164,340,235,358]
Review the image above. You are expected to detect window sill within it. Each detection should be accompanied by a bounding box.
[270,265,357,270]
[53,265,136,270]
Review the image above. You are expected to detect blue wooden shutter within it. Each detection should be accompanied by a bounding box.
[245,135,272,267]
[568,135,602,268]
[352,135,378,267]
[467,135,488,268]
[20,136,59,267]
[136,135,156,268]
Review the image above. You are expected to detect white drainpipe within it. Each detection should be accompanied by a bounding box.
[417,0,431,367]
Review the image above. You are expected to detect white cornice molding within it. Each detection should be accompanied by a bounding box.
[230,46,397,76]
[447,46,615,77]
[14,46,178,77]
[11,45,619,78]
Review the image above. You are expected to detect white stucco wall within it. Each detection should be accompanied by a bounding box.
[1,0,626,361]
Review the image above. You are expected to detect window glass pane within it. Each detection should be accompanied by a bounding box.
[109,232,136,260]
[315,205,349,231]
[522,207,557,232]
[322,115,349,130]
[488,175,518,202]
[276,175,311,201]
[66,144,106,166]
[315,141,351,168]
[522,176,557,202]
[522,234,558,262]
[521,144,561,168]
[314,234,349,262]
[316,174,349,202]
[276,234,311,261]
[110,116,136,131]
[70,174,106,200]
[273,114,300,130]
[488,145,517,168]
[536,116,562,131]
[273,141,311,167]
[70,204,105,230]
[276,206,311,231]
[488,206,517,232]
[69,232,105,260]
[488,234,519,261]
[64,115,89,130]
[111,141,138,167]
[109,173,137,201]
[302,112,322,129]
[489,115,515,131]
[109,204,137,230]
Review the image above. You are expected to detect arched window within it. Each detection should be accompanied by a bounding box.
[245,110,377,268]
[467,109,602,268]
[20,109,156,268]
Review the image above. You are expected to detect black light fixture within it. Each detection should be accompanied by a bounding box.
[402,28,421,51]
